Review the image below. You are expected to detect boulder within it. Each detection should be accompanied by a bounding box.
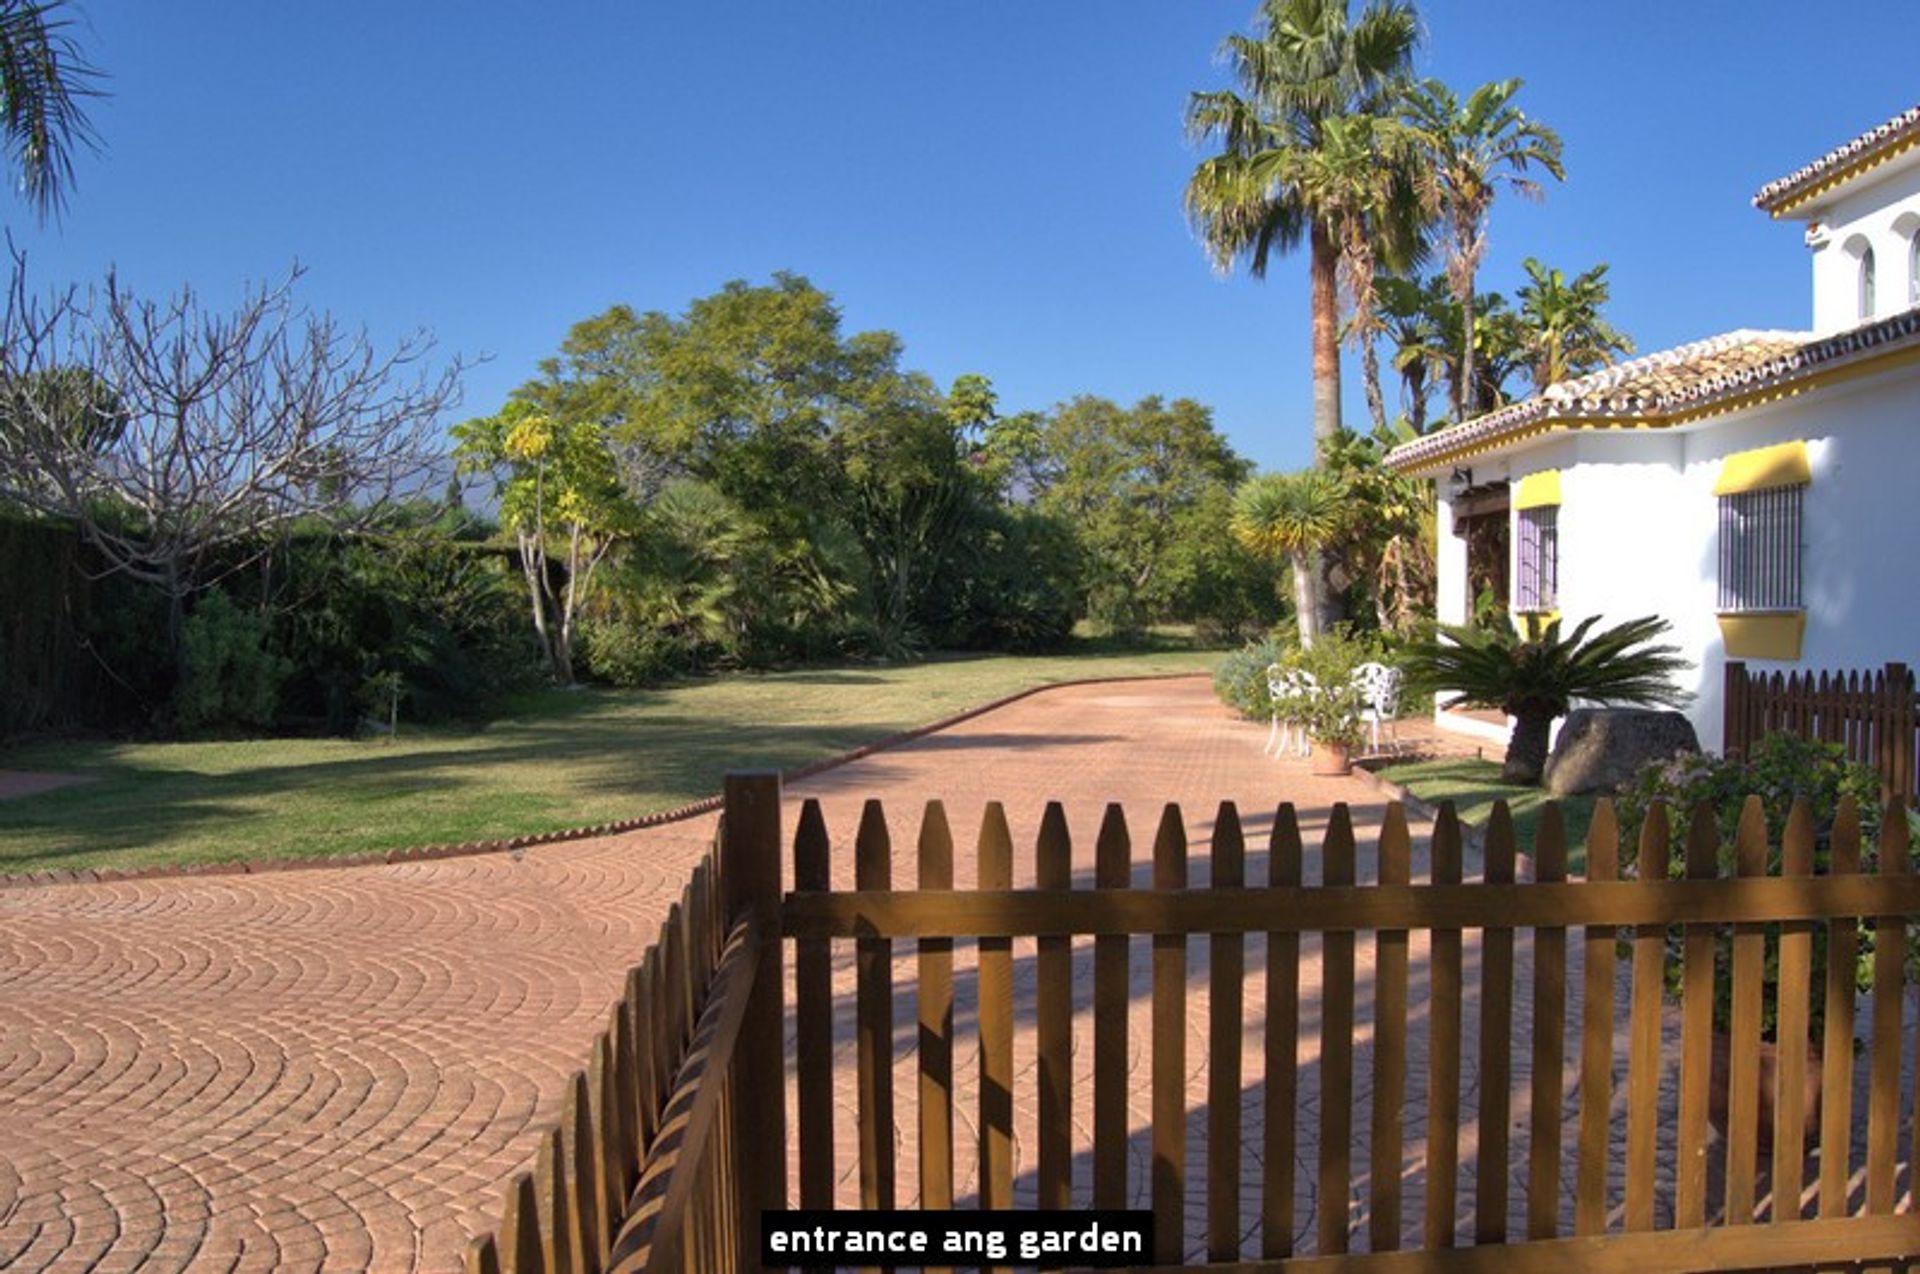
[1543,708,1700,797]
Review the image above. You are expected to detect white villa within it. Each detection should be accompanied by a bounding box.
[1386,104,1920,752]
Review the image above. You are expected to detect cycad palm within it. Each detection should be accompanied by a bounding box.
[1402,77,1563,420]
[1516,257,1634,388]
[1400,614,1692,784]
[1230,468,1349,647]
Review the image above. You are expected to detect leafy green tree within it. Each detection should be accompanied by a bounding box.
[453,399,634,685]
[0,0,101,217]
[835,366,981,654]
[1515,257,1634,388]
[1399,614,1692,785]
[1401,78,1564,419]
[1034,395,1249,634]
[1230,467,1349,647]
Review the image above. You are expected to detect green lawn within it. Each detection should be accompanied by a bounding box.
[1373,757,1598,867]
[0,646,1219,875]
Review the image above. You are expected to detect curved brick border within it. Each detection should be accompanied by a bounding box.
[0,670,1210,891]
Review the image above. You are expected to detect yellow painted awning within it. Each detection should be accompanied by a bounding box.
[1713,441,1810,496]
[1513,469,1561,510]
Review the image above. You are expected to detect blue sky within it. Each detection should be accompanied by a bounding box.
[12,2,1917,476]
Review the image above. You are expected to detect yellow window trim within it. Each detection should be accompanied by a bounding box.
[1718,612,1806,661]
[1513,609,1560,639]
[1713,441,1810,496]
[1514,469,1561,510]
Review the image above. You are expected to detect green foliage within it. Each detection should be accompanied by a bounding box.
[1618,735,1883,851]
[1616,736,1892,1042]
[579,617,685,687]
[267,527,538,734]
[175,588,291,734]
[1033,395,1250,638]
[1400,614,1692,784]
[1212,635,1289,721]
[1281,623,1388,749]
[1515,257,1634,388]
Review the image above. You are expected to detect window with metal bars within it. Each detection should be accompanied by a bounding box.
[1515,505,1558,611]
[1717,484,1803,612]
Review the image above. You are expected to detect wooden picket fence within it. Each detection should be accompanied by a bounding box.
[1725,659,1918,802]
[467,772,1920,1272]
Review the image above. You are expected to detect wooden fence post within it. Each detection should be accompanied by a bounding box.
[1723,660,1747,759]
[1886,663,1912,804]
[724,770,788,1270]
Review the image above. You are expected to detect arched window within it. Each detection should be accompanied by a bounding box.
[1909,234,1919,306]
[1860,245,1877,319]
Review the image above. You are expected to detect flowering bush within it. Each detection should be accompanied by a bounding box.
[1616,733,1894,1044]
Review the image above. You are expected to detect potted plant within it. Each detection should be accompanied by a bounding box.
[1617,735,1891,1147]
[1276,624,1377,775]
[1301,684,1368,774]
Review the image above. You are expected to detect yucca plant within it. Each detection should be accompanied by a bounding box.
[1400,613,1692,785]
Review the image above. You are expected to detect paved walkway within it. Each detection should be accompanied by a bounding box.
[1,675,1406,1272]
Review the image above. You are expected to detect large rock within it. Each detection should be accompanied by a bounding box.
[1543,708,1700,797]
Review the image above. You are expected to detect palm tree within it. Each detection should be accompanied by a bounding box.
[1230,467,1349,648]
[1515,257,1634,387]
[1399,614,1692,785]
[1375,273,1450,432]
[1287,113,1428,434]
[1402,78,1563,420]
[1183,0,1419,460]
[0,1,101,217]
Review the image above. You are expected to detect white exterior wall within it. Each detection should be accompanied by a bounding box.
[1802,153,1920,333]
[1474,365,1920,752]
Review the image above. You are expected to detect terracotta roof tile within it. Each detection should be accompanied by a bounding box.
[1753,104,1920,212]
[1384,308,1920,474]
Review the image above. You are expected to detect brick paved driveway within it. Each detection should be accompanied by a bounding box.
[0,674,1390,1271]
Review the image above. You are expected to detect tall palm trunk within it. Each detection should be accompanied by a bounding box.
[1308,221,1344,455]
[1361,334,1387,433]
[1307,220,1344,632]
[1459,272,1477,423]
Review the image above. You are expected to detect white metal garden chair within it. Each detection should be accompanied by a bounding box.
[1265,665,1318,758]
[1351,661,1404,753]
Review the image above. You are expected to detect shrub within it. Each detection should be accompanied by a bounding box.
[1213,635,1287,721]
[580,618,687,688]
[175,588,291,733]
[1617,733,1895,1043]
[1618,734,1882,850]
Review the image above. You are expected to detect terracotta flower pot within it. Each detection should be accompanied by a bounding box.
[1310,741,1353,777]
[1708,1032,1822,1152]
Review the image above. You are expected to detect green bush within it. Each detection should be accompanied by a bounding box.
[580,618,687,687]
[1617,733,1893,1043]
[175,588,292,734]
[1212,635,1287,720]
[1617,734,1882,849]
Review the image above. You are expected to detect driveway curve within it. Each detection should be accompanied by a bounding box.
[0,675,1422,1271]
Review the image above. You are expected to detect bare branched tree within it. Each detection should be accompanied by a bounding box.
[0,257,463,654]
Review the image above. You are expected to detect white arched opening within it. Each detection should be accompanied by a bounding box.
[1842,233,1877,321]
[1895,211,1920,306]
